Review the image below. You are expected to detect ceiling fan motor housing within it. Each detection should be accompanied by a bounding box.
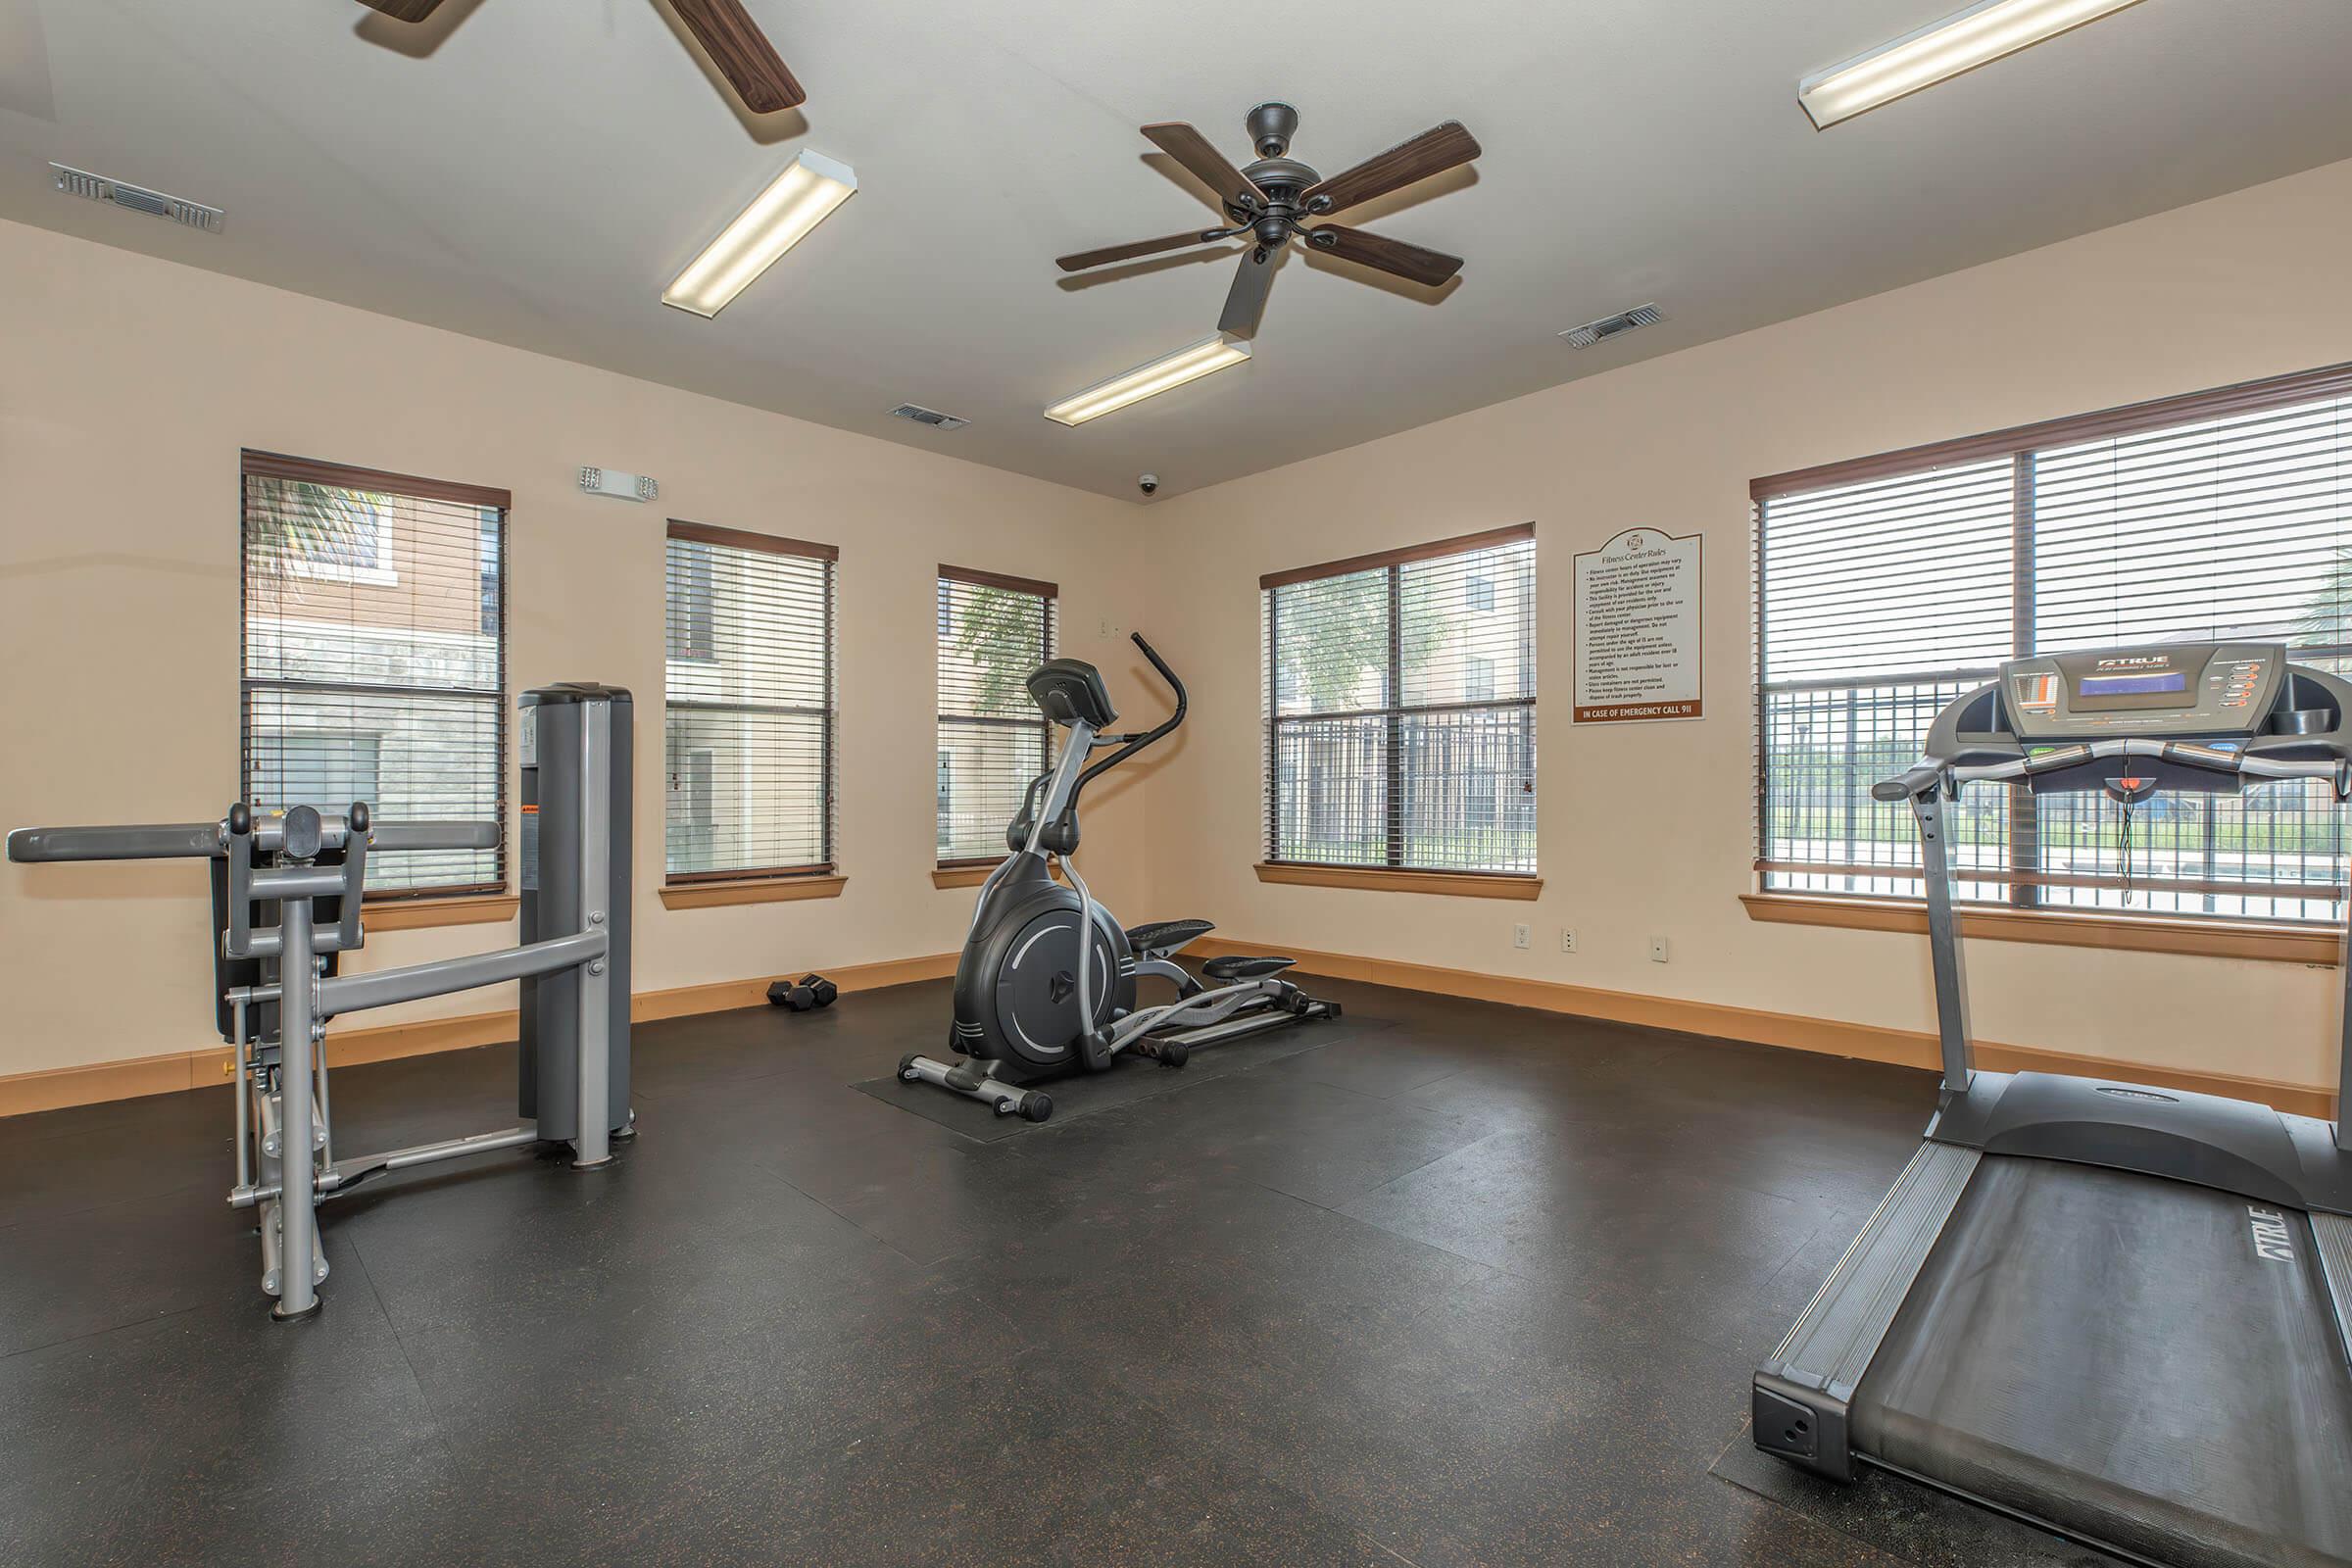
[1246,101,1299,158]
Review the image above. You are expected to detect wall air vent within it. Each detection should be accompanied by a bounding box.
[1559,302,1663,350]
[50,164,223,233]
[890,404,970,431]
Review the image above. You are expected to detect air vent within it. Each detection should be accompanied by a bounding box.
[1559,303,1663,350]
[890,404,969,431]
[51,164,223,234]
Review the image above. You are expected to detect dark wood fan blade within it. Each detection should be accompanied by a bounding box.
[355,0,448,20]
[1218,246,1279,339]
[1301,121,1481,218]
[1306,224,1463,287]
[666,0,807,113]
[1143,122,1267,212]
[1056,230,1223,273]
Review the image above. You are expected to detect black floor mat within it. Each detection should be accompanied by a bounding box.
[852,1014,1384,1140]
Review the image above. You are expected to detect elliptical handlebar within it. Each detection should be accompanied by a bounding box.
[1076,633,1189,788]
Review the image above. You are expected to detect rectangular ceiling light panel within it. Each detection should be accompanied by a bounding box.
[662,149,858,318]
[1798,0,2147,129]
[1043,334,1251,426]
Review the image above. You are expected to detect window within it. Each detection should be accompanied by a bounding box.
[936,566,1057,865]
[240,451,507,898]
[1262,524,1537,876]
[663,521,837,882]
[1756,364,2352,925]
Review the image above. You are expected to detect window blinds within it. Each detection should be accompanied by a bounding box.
[663,521,837,881]
[1756,367,2352,923]
[936,567,1057,865]
[239,452,507,897]
[1262,525,1537,875]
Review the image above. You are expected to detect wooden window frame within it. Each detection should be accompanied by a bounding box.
[239,449,511,905]
[1751,360,2352,940]
[1261,522,1539,884]
[662,519,839,887]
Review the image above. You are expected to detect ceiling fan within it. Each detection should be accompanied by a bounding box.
[1056,103,1481,340]
[353,0,805,113]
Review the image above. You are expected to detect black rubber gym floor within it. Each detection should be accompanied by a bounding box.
[0,973,2132,1566]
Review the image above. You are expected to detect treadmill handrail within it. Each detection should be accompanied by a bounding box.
[1876,737,2343,801]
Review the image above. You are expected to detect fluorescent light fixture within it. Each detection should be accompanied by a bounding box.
[662,149,857,318]
[1798,0,2147,129]
[1043,333,1251,426]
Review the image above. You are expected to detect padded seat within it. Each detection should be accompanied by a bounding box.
[1126,918,1213,954]
[1201,955,1295,981]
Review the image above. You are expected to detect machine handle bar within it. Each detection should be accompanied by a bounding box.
[6,822,223,862]
[8,812,499,864]
[1874,737,2341,802]
[1076,632,1189,788]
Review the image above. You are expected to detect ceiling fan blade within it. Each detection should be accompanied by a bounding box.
[1305,224,1463,288]
[1218,246,1279,339]
[1143,122,1267,212]
[354,0,448,20]
[1301,121,1482,218]
[666,0,807,113]
[1056,230,1224,273]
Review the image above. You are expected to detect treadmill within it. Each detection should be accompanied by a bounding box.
[1754,641,2352,1568]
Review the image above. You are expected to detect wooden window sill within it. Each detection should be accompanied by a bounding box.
[660,875,848,909]
[936,860,1071,890]
[1254,862,1544,901]
[1740,892,2339,966]
[364,894,518,931]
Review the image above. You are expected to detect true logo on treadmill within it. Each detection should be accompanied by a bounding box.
[2247,1205,2295,1263]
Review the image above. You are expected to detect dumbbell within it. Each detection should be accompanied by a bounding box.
[766,973,840,1012]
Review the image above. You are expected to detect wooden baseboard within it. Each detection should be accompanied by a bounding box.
[1195,938,2338,1120]
[0,951,959,1120]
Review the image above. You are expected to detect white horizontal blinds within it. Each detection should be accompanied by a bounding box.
[1757,461,2014,898]
[1758,462,2015,683]
[239,454,506,897]
[1263,526,1537,874]
[663,522,836,881]
[2028,392,2352,920]
[936,568,1056,864]
[1755,366,2352,923]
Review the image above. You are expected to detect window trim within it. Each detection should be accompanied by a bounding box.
[661,518,839,886]
[1261,521,1538,881]
[238,450,510,904]
[1750,359,2352,938]
[935,564,1058,870]
[1750,360,2352,503]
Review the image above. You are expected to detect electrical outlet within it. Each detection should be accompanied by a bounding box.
[1097,615,1125,639]
[1649,936,1670,963]
[1513,922,1531,951]
[1560,928,1577,954]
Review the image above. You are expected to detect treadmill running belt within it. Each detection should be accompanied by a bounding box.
[1852,1156,2352,1568]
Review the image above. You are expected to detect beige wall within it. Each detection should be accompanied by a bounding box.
[1139,155,2352,1093]
[11,153,2352,1095]
[0,217,1151,1077]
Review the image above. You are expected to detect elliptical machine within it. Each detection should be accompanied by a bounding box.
[899,633,1339,1122]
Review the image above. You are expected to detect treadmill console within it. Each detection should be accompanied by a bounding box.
[2000,642,2284,743]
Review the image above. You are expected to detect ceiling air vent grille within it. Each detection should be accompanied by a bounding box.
[1559,303,1663,350]
[890,404,969,431]
[51,164,223,233]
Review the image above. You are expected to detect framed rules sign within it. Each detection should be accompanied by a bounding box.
[1573,527,1701,722]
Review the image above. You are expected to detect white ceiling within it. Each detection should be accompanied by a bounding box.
[6,0,2352,501]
